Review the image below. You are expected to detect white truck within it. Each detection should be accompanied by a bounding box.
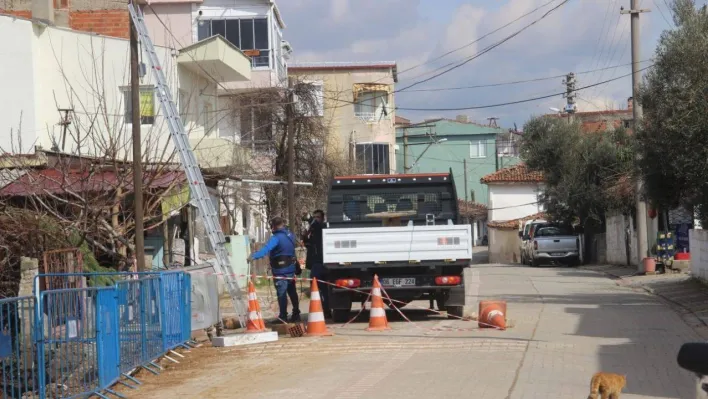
[322,172,472,322]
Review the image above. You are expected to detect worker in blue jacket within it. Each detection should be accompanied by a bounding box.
[248,217,301,323]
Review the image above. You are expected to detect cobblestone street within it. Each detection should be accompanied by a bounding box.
[126,264,701,399]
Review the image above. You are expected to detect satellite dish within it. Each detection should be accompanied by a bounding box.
[549,107,561,113]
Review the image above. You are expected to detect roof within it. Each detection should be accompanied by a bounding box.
[0,169,186,197]
[480,164,544,184]
[458,200,487,220]
[488,212,547,230]
[289,61,398,82]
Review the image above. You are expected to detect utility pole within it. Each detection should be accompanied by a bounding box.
[403,127,409,173]
[130,0,145,272]
[286,79,296,227]
[463,158,469,223]
[622,0,650,271]
[57,108,73,152]
[563,72,577,122]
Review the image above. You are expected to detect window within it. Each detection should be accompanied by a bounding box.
[470,140,487,158]
[179,90,189,118]
[123,86,155,125]
[197,18,271,68]
[354,91,389,121]
[239,98,273,151]
[623,119,632,128]
[355,143,390,174]
[203,101,214,135]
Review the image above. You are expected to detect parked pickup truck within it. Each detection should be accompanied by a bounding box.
[527,223,581,267]
[519,218,546,266]
[322,171,472,322]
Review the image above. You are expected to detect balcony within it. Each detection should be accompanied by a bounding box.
[177,36,251,83]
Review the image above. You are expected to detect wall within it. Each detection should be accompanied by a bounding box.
[0,0,131,38]
[289,68,397,172]
[489,228,519,264]
[0,16,215,161]
[142,2,194,48]
[605,211,638,266]
[690,229,708,281]
[487,183,544,221]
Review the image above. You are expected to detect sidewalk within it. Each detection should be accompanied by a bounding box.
[583,264,708,338]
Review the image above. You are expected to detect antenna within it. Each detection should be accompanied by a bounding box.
[486,117,499,127]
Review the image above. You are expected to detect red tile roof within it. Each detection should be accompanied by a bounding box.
[487,212,546,230]
[480,164,544,184]
[458,200,487,220]
[0,169,186,196]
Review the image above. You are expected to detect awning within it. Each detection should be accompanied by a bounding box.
[177,35,252,83]
[352,83,392,101]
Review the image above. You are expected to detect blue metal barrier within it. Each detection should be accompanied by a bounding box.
[30,270,194,398]
[0,296,39,399]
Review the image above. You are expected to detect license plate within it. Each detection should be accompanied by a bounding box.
[551,252,566,256]
[381,278,416,287]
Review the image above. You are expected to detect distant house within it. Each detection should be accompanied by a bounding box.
[547,97,634,133]
[395,116,520,206]
[481,164,545,263]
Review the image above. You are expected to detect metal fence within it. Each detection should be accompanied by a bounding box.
[0,270,193,398]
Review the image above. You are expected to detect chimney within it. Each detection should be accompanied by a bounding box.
[32,0,55,23]
[627,97,633,110]
[456,115,469,123]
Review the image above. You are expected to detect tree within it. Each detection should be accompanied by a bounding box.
[519,116,634,225]
[636,0,708,225]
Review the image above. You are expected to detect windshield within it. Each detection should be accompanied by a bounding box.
[534,224,574,237]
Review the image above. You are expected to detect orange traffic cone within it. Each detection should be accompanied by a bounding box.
[479,300,506,330]
[305,279,333,336]
[367,275,390,331]
[246,280,267,333]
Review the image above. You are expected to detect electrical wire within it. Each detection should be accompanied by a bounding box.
[395,65,653,112]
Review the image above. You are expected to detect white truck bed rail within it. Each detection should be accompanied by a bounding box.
[323,224,472,264]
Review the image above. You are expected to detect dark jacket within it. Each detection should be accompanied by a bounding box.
[304,219,324,267]
[252,228,297,275]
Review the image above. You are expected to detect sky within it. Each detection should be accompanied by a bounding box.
[278,0,683,129]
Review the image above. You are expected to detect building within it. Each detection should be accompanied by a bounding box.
[481,164,545,263]
[395,116,520,205]
[288,61,398,174]
[548,97,634,133]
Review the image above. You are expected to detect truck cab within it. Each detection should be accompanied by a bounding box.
[323,172,472,322]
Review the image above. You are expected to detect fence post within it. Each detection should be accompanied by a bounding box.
[182,273,191,342]
[35,292,46,399]
[140,279,148,363]
[158,274,169,352]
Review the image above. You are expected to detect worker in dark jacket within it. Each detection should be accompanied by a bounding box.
[303,210,330,318]
[248,217,301,323]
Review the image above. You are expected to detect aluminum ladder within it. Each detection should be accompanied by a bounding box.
[128,4,248,326]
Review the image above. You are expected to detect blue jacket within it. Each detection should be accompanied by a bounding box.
[252,228,297,275]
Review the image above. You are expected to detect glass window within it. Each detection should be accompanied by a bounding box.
[124,87,155,125]
[197,20,210,41]
[254,18,269,49]
[354,91,389,121]
[355,143,390,174]
[211,20,225,39]
[470,140,487,158]
[240,19,254,50]
[225,20,240,47]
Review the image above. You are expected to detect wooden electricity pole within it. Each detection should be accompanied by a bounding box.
[130,0,145,271]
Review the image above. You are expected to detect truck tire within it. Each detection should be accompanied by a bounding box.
[446,305,464,319]
[332,309,352,323]
[531,258,540,268]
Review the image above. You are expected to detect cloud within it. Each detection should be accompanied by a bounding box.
[278,0,670,126]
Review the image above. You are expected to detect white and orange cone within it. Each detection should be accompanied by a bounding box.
[305,279,333,336]
[367,275,390,331]
[479,300,506,330]
[246,280,267,333]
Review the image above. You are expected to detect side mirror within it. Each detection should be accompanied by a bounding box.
[678,342,708,375]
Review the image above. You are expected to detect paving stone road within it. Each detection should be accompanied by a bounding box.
[127,263,702,399]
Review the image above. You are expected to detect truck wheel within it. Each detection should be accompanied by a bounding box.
[332,309,352,323]
[531,259,540,268]
[446,306,464,319]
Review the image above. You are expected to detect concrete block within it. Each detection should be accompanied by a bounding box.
[211,331,278,347]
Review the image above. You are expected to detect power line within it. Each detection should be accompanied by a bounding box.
[396,60,652,93]
[397,0,572,93]
[397,0,559,78]
[395,65,653,112]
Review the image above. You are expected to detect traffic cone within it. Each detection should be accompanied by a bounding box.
[479,300,506,330]
[246,280,267,333]
[367,275,390,331]
[305,278,333,336]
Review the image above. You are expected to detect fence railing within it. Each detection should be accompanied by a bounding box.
[0,271,192,398]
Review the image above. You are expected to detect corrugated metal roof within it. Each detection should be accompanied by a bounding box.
[0,169,186,196]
